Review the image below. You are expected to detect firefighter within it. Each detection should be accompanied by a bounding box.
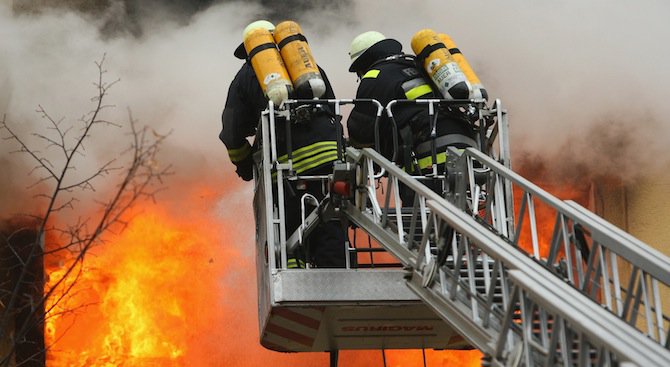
[346,31,478,202]
[220,20,346,268]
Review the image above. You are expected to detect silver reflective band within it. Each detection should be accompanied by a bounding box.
[414,134,478,155]
[401,77,429,94]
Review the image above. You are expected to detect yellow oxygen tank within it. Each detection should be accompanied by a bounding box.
[411,29,471,100]
[437,33,488,100]
[244,27,293,106]
[273,21,326,99]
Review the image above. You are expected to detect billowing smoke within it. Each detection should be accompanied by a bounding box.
[2,0,670,363]
[337,1,670,184]
[0,0,356,216]
[3,0,670,195]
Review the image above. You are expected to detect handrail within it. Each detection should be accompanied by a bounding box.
[457,146,670,348]
[343,146,670,366]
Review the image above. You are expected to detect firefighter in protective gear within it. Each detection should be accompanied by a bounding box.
[346,31,478,202]
[221,20,346,268]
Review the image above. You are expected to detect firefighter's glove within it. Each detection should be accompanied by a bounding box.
[236,154,254,181]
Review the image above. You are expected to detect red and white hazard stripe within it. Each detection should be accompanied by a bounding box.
[261,306,324,352]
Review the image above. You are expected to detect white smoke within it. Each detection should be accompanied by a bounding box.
[0,1,263,214]
[2,0,670,206]
[3,0,670,364]
[310,0,670,181]
[342,1,670,175]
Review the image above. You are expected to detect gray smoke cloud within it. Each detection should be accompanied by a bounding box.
[2,0,670,364]
[338,0,670,182]
[2,0,670,213]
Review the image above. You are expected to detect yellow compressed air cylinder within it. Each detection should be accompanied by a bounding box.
[244,27,293,106]
[411,29,471,100]
[438,33,488,100]
[273,21,326,99]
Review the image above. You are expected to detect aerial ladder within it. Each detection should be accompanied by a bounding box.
[250,97,670,366]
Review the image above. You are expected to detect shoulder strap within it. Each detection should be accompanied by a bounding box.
[398,124,419,174]
[367,53,415,69]
[414,42,447,65]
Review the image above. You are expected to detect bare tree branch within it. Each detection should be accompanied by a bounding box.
[1,54,171,367]
[1,120,59,181]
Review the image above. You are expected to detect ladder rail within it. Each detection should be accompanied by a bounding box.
[459,146,670,348]
[343,146,670,366]
[508,270,670,367]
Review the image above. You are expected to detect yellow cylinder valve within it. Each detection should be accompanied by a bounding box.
[273,20,326,99]
[244,27,293,106]
[438,33,488,101]
[411,29,471,100]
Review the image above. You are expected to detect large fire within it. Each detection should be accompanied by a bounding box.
[513,166,592,258]
[44,189,237,366]
[43,176,482,366]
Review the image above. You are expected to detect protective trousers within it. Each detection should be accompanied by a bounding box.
[279,166,347,268]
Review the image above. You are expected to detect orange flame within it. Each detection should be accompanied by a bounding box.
[44,175,482,366]
[513,166,592,258]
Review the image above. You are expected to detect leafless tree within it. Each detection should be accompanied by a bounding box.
[0,55,171,367]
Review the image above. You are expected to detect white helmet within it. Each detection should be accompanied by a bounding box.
[348,31,401,72]
[242,20,275,39]
[235,20,276,59]
[349,31,386,65]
